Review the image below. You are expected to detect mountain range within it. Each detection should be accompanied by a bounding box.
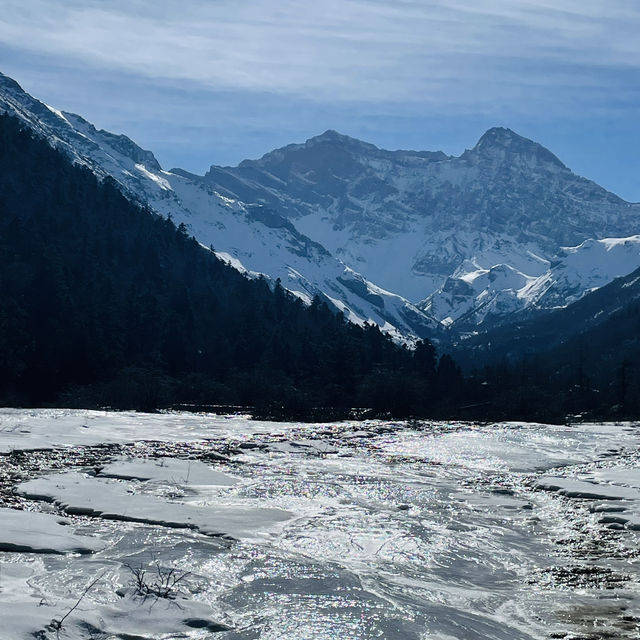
[0,73,434,342]
[1,109,455,418]
[205,126,640,329]
[2,70,639,341]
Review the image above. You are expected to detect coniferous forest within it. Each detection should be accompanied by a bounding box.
[1,112,639,423]
[0,113,464,418]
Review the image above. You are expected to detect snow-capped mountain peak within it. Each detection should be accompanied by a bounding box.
[200,124,640,329]
[467,126,567,170]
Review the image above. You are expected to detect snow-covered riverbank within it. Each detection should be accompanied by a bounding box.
[0,409,639,639]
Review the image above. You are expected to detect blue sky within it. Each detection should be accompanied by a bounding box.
[1,0,639,200]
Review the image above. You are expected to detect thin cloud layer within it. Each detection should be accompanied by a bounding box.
[1,1,639,199]
[1,0,638,107]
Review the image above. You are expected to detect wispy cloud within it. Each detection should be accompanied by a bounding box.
[1,1,639,200]
[0,0,638,108]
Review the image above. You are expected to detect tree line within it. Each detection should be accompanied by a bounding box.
[2,112,637,423]
[0,113,463,419]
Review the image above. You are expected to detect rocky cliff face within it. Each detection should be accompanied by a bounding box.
[203,126,640,326]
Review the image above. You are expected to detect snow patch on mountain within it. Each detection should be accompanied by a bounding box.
[204,126,640,329]
[523,235,640,309]
[424,235,640,325]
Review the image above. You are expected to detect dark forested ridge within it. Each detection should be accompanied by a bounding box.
[0,113,463,418]
[452,269,640,421]
[1,112,638,423]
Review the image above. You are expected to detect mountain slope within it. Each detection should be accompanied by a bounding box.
[451,266,640,420]
[204,127,640,325]
[452,263,640,370]
[0,72,435,340]
[0,111,449,416]
[423,235,640,327]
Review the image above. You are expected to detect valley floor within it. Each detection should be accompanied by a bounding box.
[0,409,639,639]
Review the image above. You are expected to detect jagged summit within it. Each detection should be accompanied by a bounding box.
[303,130,451,162]
[302,129,382,152]
[311,129,353,143]
[469,126,567,168]
[476,126,527,147]
[238,126,569,175]
[0,71,23,93]
[235,129,380,171]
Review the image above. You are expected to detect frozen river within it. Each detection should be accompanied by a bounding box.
[0,409,639,639]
